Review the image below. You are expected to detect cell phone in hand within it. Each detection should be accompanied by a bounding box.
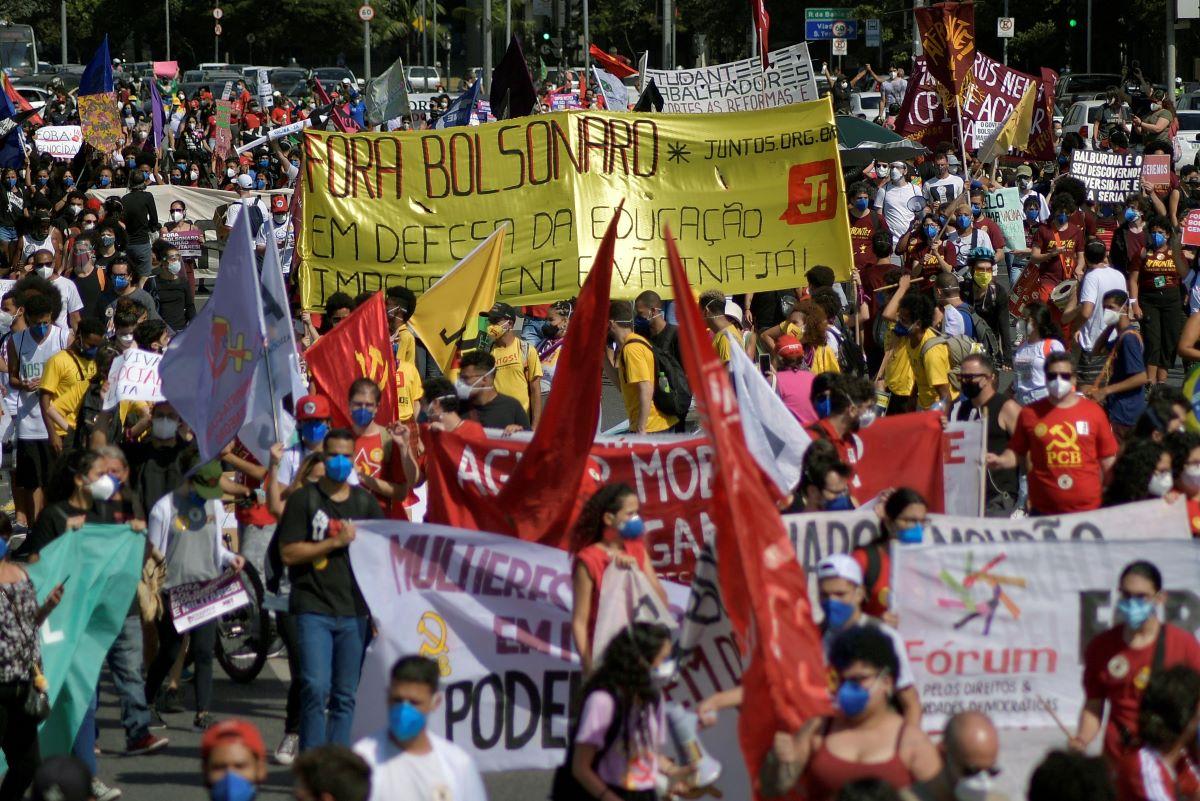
[758,353,771,375]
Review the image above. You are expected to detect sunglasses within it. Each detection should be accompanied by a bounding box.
[1046,372,1073,381]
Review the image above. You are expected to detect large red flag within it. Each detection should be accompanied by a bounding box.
[750,0,770,67]
[914,1,975,104]
[2,74,41,126]
[588,45,638,80]
[664,227,831,795]
[304,292,398,428]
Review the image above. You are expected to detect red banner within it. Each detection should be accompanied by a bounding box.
[914,1,975,103]
[304,292,398,428]
[588,45,638,80]
[854,411,946,510]
[750,0,771,67]
[896,52,1056,161]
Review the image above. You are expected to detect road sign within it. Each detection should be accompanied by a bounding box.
[214,23,222,35]
[212,6,222,18]
[865,18,881,47]
[832,38,848,56]
[805,9,859,41]
[997,16,1015,38]
[246,32,256,43]
[358,4,375,21]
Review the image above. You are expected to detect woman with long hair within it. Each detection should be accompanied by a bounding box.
[762,299,840,375]
[1102,438,1173,507]
[538,300,572,396]
[571,621,675,801]
[570,484,668,674]
[1013,301,1066,406]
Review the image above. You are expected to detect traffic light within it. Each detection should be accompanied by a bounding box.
[1068,18,1078,27]
[542,31,550,41]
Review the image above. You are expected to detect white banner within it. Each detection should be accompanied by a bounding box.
[943,419,985,516]
[592,66,629,112]
[102,349,165,410]
[235,118,312,155]
[641,42,818,114]
[33,125,83,160]
[785,498,1192,576]
[892,539,1200,729]
[168,572,250,633]
[348,522,749,794]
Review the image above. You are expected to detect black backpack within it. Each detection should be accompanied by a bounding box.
[549,693,625,801]
[828,325,867,377]
[623,338,692,420]
[964,307,1002,361]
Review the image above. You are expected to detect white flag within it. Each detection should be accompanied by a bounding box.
[592,66,629,111]
[727,342,810,495]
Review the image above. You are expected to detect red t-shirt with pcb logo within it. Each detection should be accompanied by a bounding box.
[354,430,409,520]
[1007,397,1118,513]
[1083,624,1200,764]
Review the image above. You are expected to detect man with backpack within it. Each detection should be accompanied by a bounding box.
[485,303,543,426]
[963,248,1012,367]
[896,291,960,412]
[606,300,681,434]
[1081,290,1148,441]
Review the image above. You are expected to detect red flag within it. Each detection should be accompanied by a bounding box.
[750,0,770,67]
[664,227,831,796]
[2,73,41,126]
[311,77,354,133]
[588,45,639,80]
[304,293,398,428]
[855,412,946,511]
[914,1,975,103]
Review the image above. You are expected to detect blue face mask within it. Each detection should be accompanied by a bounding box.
[258,159,269,168]
[37,177,47,186]
[0,537,10,561]
[853,198,870,212]
[1055,212,1068,225]
[823,493,854,511]
[1150,232,1167,249]
[618,515,645,540]
[1117,597,1155,630]
[836,679,872,718]
[896,523,924,544]
[99,176,111,187]
[299,420,329,445]
[389,700,427,742]
[324,454,354,483]
[970,203,981,216]
[351,407,375,428]
[209,771,256,801]
[821,598,855,630]
[1125,207,1139,223]
[4,178,14,188]
[924,224,939,239]
[113,275,130,290]
[1026,209,1039,223]
[956,214,971,229]
[81,345,98,359]
[64,177,74,187]
[29,322,49,341]
[815,394,833,419]
[892,322,911,338]
[633,316,651,336]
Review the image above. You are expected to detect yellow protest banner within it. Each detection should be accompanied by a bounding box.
[297,98,852,308]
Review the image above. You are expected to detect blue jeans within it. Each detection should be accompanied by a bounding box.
[72,689,98,774]
[107,614,151,745]
[295,613,369,751]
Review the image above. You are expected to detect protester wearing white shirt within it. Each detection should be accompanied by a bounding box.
[924,154,964,207]
[874,161,924,246]
[1062,240,1128,386]
[1015,164,1050,222]
[353,655,487,801]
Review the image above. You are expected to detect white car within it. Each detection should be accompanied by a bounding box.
[405,65,442,92]
[1062,100,1108,143]
[850,91,883,121]
[1175,111,1200,169]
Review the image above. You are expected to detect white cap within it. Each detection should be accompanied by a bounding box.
[723,299,743,327]
[342,77,352,84]
[235,173,254,190]
[817,554,863,586]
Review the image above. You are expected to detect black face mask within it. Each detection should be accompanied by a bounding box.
[961,380,983,400]
[540,322,561,339]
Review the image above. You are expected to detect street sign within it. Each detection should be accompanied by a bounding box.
[358,4,375,21]
[832,38,848,56]
[997,16,1015,38]
[212,7,222,18]
[246,32,256,43]
[214,22,223,35]
[865,18,881,47]
[805,7,859,40]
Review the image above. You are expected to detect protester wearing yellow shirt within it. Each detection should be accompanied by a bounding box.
[897,293,957,411]
[605,300,677,433]
[386,286,418,366]
[761,299,841,374]
[39,318,106,453]
[700,290,743,364]
[486,303,543,426]
[395,359,424,422]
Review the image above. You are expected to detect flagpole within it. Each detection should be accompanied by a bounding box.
[954,97,971,193]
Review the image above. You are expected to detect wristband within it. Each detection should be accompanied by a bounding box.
[1129,298,1138,304]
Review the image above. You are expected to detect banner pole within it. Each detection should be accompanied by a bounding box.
[955,97,971,189]
[978,409,988,517]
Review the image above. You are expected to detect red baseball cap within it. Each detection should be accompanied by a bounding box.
[200,720,265,763]
[270,195,288,213]
[295,394,332,421]
[776,334,803,358]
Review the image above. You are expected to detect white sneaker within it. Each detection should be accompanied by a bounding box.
[274,733,299,766]
[92,778,123,801]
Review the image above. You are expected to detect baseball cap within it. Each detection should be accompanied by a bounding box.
[295,394,332,421]
[235,173,254,190]
[32,756,91,801]
[776,333,803,357]
[1015,164,1033,178]
[723,299,743,327]
[270,195,288,213]
[817,554,864,586]
[488,302,517,322]
[200,719,266,763]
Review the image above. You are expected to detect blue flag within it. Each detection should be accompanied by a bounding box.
[148,76,166,151]
[0,87,23,170]
[160,209,266,464]
[78,36,113,96]
[434,80,481,130]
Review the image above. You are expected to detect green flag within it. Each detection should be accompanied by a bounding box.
[365,54,411,126]
[26,525,143,757]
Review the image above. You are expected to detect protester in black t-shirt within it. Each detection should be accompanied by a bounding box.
[278,428,382,751]
[456,350,530,432]
[150,241,194,332]
[16,449,111,561]
[125,402,196,515]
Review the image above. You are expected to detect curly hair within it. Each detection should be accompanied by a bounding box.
[582,622,671,760]
[1165,430,1200,481]
[1103,438,1167,507]
[569,483,636,554]
[1138,666,1200,750]
[791,299,828,348]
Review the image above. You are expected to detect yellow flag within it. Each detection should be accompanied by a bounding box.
[978,84,1037,164]
[409,226,506,373]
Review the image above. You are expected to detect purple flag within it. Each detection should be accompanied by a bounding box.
[160,208,266,464]
[148,77,165,152]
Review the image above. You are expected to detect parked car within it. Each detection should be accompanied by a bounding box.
[1062,100,1108,142]
[405,65,442,91]
[850,91,883,120]
[311,67,357,88]
[1174,110,1200,169]
[1180,92,1200,111]
[269,67,305,87]
[1056,73,1122,107]
[8,83,49,111]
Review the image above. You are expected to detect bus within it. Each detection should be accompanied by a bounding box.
[0,22,37,77]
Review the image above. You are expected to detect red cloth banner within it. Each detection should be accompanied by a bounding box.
[304,292,397,428]
[588,45,638,80]
[896,52,1056,161]
[914,1,975,103]
[855,411,945,509]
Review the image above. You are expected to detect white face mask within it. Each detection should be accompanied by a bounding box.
[1102,308,1121,328]
[1149,470,1174,497]
[117,333,134,349]
[1025,320,1037,338]
[1046,376,1074,400]
[189,170,199,181]
[36,266,54,280]
[0,311,13,333]
[152,417,179,440]
[88,474,117,501]
[226,167,237,178]
[171,210,184,222]
[454,369,494,401]
[1182,465,1200,493]
[650,658,677,686]
[166,259,182,275]
[954,771,994,801]
[82,222,95,231]
[889,167,904,182]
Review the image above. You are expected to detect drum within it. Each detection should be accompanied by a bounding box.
[1050,279,1078,310]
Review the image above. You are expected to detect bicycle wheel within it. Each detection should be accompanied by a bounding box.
[215,563,270,683]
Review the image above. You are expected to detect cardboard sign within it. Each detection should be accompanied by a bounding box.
[641,41,819,114]
[169,572,251,633]
[33,125,82,160]
[1069,149,1144,204]
[1142,154,1172,187]
[213,99,234,159]
[153,61,179,79]
[162,228,203,259]
[1183,210,1200,247]
[102,349,165,410]
[983,187,1028,251]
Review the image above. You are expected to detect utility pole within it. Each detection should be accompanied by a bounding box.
[364,17,371,79]
[583,0,590,74]
[1086,0,1092,72]
[1167,0,1176,98]
[1002,0,1008,65]
[483,0,492,92]
[60,0,67,64]
[421,0,427,67]
[165,0,171,60]
[662,0,672,68]
[505,0,511,46]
